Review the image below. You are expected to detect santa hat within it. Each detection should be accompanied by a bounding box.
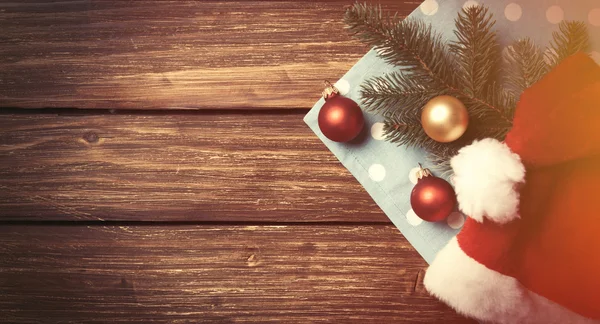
[423,52,600,324]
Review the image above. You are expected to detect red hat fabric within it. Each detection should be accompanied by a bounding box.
[423,53,600,324]
[506,52,600,167]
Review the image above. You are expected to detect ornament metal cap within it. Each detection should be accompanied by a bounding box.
[322,80,340,100]
[416,163,433,180]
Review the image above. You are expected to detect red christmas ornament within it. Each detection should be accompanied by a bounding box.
[318,81,364,142]
[410,164,456,222]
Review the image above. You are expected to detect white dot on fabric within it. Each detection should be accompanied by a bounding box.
[408,167,421,184]
[371,122,385,140]
[504,3,522,22]
[447,212,465,229]
[546,6,564,24]
[589,8,600,27]
[463,1,479,10]
[334,79,351,95]
[420,0,439,16]
[368,164,386,182]
[406,209,423,226]
[591,51,600,65]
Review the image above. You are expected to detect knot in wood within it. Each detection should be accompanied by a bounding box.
[246,254,260,267]
[83,132,99,143]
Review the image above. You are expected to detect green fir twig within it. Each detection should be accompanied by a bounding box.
[343,3,588,173]
[503,38,549,98]
[360,72,442,118]
[450,5,499,98]
[546,21,590,67]
[344,4,457,91]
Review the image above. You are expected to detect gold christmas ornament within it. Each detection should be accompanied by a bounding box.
[421,95,469,143]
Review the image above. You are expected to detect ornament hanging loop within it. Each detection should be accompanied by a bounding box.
[322,80,340,100]
[416,163,432,180]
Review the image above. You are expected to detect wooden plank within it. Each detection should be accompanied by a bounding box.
[0,224,472,323]
[0,1,419,109]
[0,112,390,222]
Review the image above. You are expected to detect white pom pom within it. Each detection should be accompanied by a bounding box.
[450,138,525,224]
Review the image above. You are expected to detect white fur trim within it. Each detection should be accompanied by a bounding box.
[450,138,525,224]
[424,237,599,324]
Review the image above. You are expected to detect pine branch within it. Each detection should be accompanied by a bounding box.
[466,83,517,123]
[383,114,432,148]
[503,38,548,97]
[450,5,499,98]
[383,114,462,160]
[448,6,515,125]
[384,113,466,175]
[381,88,512,170]
[346,3,512,125]
[343,3,396,56]
[346,3,538,174]
[546,21,590,67]
[382,98,512,177]
[344,3,456,87]
[359,72,442,117]
[426,149,456,177]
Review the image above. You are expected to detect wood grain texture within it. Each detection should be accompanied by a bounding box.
[0,0,419,109]
[0,112,390,222]
[0,224,473,323]
[0,1,469,321]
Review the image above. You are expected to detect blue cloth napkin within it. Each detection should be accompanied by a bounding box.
[304,0,600,263]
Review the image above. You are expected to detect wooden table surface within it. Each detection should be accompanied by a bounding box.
[0,1,473,322]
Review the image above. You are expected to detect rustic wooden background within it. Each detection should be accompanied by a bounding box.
[0,1,473,322]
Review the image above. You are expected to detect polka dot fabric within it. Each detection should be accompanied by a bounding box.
[368,164,386,182]
[334,79,351,96]
[370,122,385,141]
[304,0,600,264]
